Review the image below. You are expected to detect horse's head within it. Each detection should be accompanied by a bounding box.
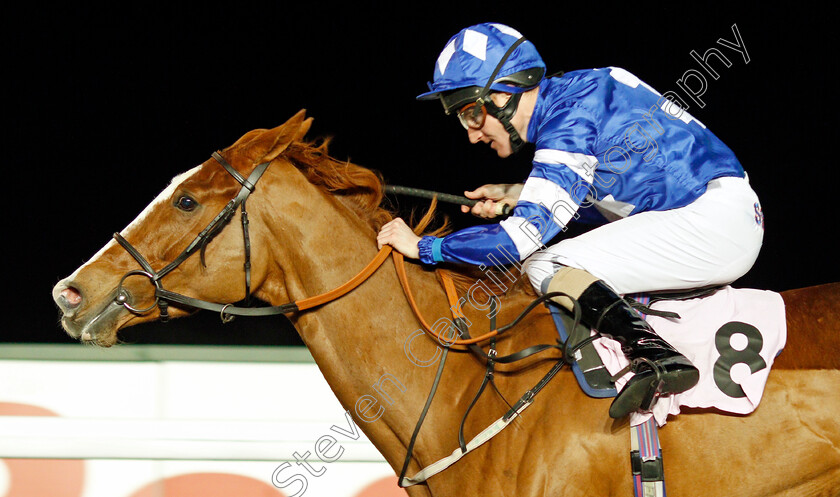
[52,111,314,346]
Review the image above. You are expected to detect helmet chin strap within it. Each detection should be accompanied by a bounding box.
[484,92,526,153]
[471,36,530,154]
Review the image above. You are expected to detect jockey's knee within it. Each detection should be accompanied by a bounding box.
[543,266,600,312]
[521,254,557,295]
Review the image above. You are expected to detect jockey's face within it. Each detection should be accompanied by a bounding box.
[465,93,514,157]
[464,90,535,158]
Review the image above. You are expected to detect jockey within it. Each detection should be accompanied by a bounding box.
[377,23,764,418]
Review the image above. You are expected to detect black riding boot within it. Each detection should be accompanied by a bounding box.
[577,281,699,418]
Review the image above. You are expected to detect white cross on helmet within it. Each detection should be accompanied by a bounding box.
[417,23,546,114]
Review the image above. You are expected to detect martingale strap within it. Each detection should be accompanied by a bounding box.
[397,268,568,488]
[399,357,566,487]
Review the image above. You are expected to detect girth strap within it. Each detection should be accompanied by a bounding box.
[631,417,666,497]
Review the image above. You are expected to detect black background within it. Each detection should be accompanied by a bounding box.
[7,2,838,345]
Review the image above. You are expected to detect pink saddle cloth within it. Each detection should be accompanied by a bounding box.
[593,286,787,427]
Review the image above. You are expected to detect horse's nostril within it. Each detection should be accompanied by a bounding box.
[60,287,83,308]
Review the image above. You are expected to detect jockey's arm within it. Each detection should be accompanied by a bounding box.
[377,160,583,266]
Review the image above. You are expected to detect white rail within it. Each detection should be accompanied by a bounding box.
[0,416,385,462]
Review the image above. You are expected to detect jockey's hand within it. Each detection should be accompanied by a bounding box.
[462,183,523,219]
[377,218,421,259]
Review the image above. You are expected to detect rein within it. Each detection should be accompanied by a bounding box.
[112,150,554,347]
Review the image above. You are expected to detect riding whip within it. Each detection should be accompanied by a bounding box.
[384,185,512,216]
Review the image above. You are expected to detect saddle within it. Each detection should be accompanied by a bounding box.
[548,282,787,431]
[547,285,723,399]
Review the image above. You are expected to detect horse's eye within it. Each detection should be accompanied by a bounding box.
[175,195,198,212]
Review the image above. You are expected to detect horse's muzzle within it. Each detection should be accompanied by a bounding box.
[52,278,126,345]
[52,279,83,319]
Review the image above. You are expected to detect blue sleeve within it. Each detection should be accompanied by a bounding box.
[417,225,523,267]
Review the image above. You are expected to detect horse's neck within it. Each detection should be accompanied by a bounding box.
[254,185,472,469]
[253,175,451,323]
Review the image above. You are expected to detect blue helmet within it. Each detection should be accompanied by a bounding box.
[417,23,546,114]
[417,23,546,153]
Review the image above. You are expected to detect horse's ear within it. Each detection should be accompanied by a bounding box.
[226,110,313,165]
[293,116,314,143]
[255,110,313,163]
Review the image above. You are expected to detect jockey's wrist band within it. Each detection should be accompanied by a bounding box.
[417,236,443,265]
[431,238,443,262]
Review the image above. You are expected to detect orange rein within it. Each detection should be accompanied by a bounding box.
[293,246,393,311]
[293,246,499,346]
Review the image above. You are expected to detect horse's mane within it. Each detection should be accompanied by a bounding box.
[284,138,393,230]
[283,138,529,297]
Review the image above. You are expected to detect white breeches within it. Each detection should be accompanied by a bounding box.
[523,176,764,295]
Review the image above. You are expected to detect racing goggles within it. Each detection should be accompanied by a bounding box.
[457,102,488,130]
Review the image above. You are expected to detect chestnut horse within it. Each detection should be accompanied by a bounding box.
[53,111,840,496]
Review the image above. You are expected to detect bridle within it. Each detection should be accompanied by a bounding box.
[113,151,279,321]
[112,151,394,323]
